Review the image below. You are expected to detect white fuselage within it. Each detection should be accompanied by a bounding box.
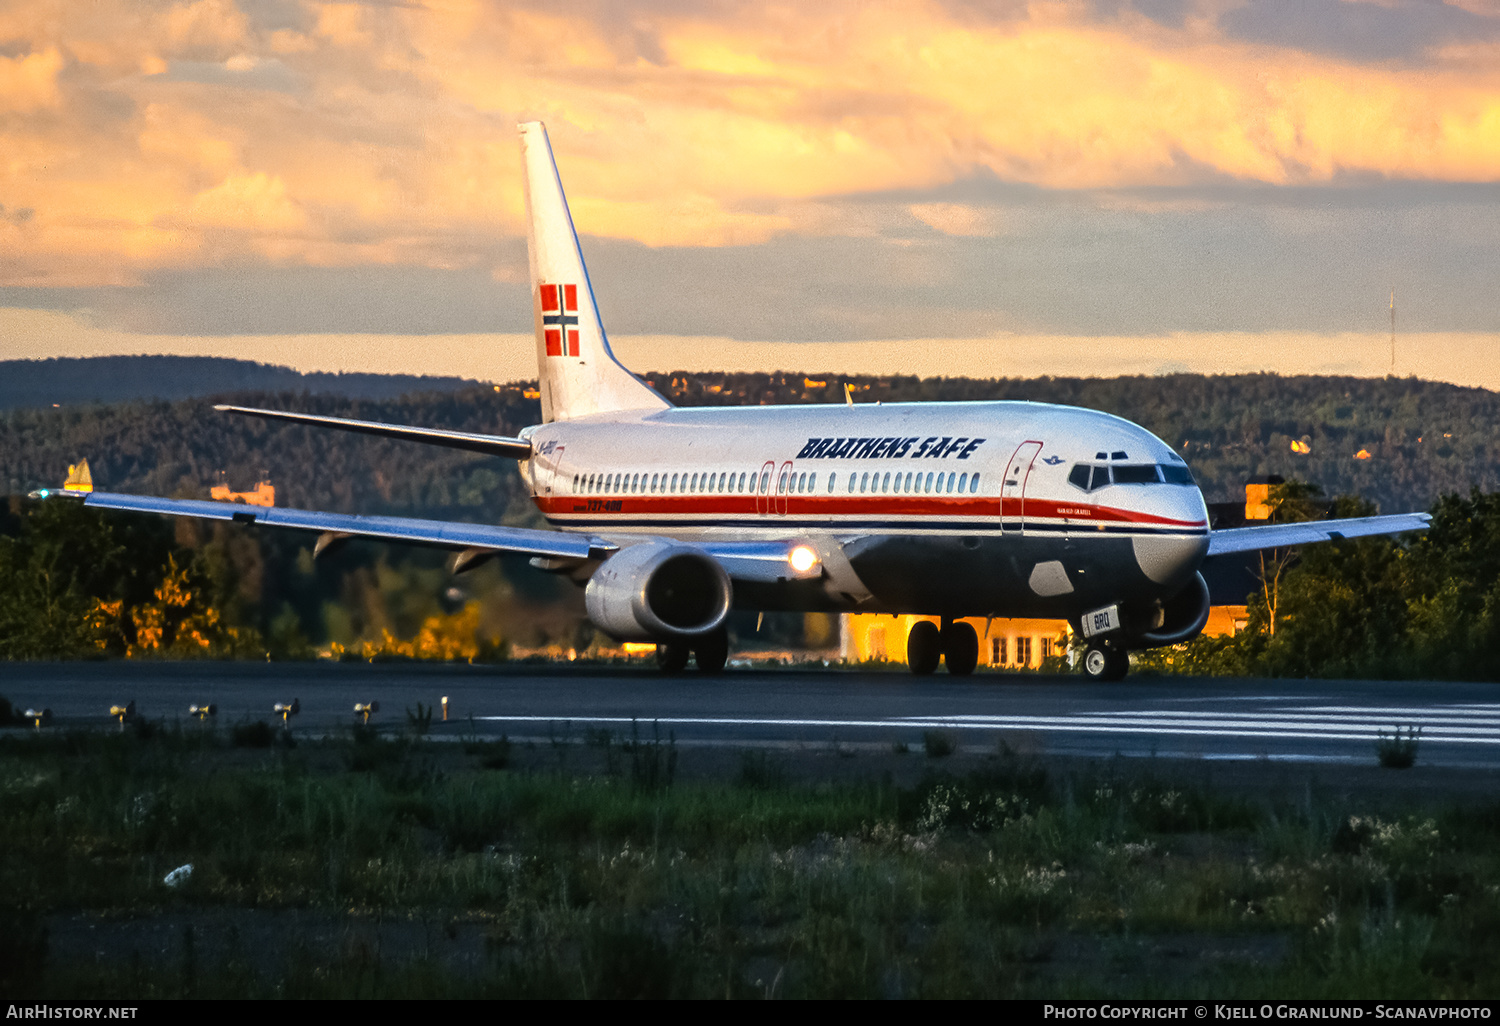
[519,400,1211,622]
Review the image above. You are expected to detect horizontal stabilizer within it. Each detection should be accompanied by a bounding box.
[1207,512,1431,556]
[82,491,615,561]
[215,405,532,460]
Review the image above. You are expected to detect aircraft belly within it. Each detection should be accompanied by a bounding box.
[845,532,1180,618]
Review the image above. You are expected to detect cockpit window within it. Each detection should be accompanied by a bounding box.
[1068,464,1112,491]
[1070,462,1191,491]
[1112,464,1161,485]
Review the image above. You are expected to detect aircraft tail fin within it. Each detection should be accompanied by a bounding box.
[519,121,670,423]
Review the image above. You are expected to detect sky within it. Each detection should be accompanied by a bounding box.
[2,0,1499,387]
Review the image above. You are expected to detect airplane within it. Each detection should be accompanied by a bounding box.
[39,121,1431,680]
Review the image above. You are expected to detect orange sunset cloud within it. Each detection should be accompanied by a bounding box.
[0,0,1496,289]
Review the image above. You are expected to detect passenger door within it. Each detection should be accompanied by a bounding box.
[1000,440,1043,535]
[755,460,775,515]
[531,442,568,499]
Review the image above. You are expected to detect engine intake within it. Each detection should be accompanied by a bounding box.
[1134,571,1211,647]
[585,542,733,641]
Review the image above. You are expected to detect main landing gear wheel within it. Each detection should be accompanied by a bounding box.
[907,620,941,675]
[942,621,979,677]
[693,629,729,674]
[1082,644,1129,682]
[656,641,690,674]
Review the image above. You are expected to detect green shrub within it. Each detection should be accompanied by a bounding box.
[1376,726,1421,769]
[737,749,786,790]
[406,703,433,736]
[231,720,274,748]
[922,730,956,758]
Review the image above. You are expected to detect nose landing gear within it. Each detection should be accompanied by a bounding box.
[1082,643,1129,681]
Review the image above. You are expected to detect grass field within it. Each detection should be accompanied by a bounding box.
[2,720,1498,999]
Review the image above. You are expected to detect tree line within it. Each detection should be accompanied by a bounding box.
[4,481,1500,679]
[3,370,1500,674]
[5,371,1498,517]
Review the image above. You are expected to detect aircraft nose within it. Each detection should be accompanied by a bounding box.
[1131,488,1210,587]
[1132,532,1209,587]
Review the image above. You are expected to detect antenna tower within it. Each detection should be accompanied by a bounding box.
[1389,287,1396,375]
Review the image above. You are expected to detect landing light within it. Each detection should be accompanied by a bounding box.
[788,545,819,574]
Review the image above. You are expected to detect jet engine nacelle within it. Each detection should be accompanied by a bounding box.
[1134,571,1211,648]
[584,541,733,642]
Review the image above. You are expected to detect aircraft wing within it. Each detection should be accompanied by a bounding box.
[1206,512,1431,556]
[63,491,832,584]
[696,540,825,583]
[79,492,616,561]
[214,405,532,459]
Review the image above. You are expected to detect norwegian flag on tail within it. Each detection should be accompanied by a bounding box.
[540,283,580,357]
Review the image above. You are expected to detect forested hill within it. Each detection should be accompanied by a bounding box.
[0,356,480,410]
[2,370,1498,517]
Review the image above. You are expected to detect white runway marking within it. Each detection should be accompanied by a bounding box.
[921,711,1500,726]
[476,703,1500,747]
[1304,705,1500,715]
[1170,696,1321,703]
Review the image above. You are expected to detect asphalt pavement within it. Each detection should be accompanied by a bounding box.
[5,660,1500,768]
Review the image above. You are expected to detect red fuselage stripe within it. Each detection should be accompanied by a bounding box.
[536,494,1208,528]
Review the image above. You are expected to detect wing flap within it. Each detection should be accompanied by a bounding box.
[215,405,532,460]
[83,492,613,560]
[1207,512,1431,556]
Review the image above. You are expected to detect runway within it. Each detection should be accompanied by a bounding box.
[5,661,1500,767]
